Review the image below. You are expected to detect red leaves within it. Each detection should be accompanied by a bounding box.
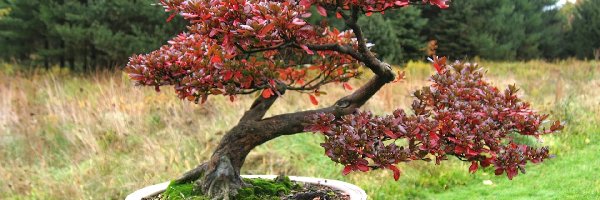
[429,132,440,146]
[343,83,353,90]
[336,12,342,19]
[388,165,401,181]
[357,164,370,172]
[259,23,276,36]
[384,129,397,139]
[395,1,409,6]
[166,13,177,22]
[210,55,222,64]
[300,44,314,55]
[129,0,451,105]
[291,18,306,26]
[469,161,479,173]
[342,165,352,175]
[129,0,561,183]
[428,0,449,9]
[429,55,447,73]
[316,5,327,16]
[304,61,561,181]
[309,94,319,105]
[262,88,274,99]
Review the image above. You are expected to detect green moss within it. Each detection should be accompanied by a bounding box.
[162,176,300,200]
[162,181,206,200]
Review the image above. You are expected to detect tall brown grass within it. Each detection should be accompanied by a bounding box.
[0,60,598,199]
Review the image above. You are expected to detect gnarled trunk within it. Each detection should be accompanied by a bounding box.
[174,72,394,200]
[172,7,397,199]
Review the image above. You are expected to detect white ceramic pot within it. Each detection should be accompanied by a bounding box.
[125,175,367,200]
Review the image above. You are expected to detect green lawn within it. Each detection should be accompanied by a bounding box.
[431,140,600,199]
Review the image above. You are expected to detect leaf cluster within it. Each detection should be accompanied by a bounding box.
[305,60,563,180]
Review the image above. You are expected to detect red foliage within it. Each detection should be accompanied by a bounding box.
[125,0,447,103]
[124,0,561,183]
[305,61,563,180]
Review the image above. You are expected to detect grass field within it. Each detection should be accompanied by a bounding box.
[0,60,598,199]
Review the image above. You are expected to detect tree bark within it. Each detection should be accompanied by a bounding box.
[173,6,396,199]
[175,72,394,199]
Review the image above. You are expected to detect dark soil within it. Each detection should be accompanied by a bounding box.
[142,176,351,200]
[282,182,350,200]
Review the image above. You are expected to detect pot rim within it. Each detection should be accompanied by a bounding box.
[125,175,367,200]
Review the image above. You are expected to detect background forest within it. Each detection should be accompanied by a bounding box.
[1,0,599,70]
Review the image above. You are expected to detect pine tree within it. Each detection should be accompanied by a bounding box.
[423,0,563,60]
[0,0,186,70]
[0,0,51,67]
[569,0,600,59]
[358,6,427,65]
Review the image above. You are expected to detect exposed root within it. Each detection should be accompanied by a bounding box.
[174,156,245,200]
[197,156,244,200]
[174,163,208,184]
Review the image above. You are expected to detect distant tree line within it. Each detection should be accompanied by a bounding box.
[356,0,600,64]
[0,0,598,70]
[0,0,185,71]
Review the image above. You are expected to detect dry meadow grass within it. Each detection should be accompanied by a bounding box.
[0,60,598,199]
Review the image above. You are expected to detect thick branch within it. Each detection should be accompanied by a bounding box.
[257,73,390,137]
[180,3,400,190]
[239,84,286,122]
[255,4,398,136]
[345,6,394,81]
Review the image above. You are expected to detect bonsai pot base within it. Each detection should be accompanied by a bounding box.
[125,175,367,200]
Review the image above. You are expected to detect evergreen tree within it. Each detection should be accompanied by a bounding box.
[423,0,563,60]
[421,2,477,60]
[358,7,428,65]
[0,0,186,71]
[0,0,51,67]
[568,0,600,59]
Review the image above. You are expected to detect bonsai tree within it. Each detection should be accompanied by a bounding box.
[125,0,563,199]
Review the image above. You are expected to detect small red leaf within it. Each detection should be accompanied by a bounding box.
[481,158,493,167]
[300,44,314,55]
[262,89,273,99]
[429,132,440,145]
[494,168,504,176]
[309,94,319,105]
[455,146,466,154]
[299,0,311,7]
[395,1,409,6]
[433,63,442,73]
[166,13,176,22]
[343,83,353,90]
[388,165,401,181]
[342,165,352,175]
[357,164,369,172]
[336,12,342,19]
[223,71,233,81]
[211,55,222,63]
[259,23,275,36]
[316,5,327,16]
[291,18,306,26]
[384,130,397,139]
[467,147,478,156]
[469,161,478,173]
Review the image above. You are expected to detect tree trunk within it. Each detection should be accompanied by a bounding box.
[172,7,396,199]
[175,71,394,200]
